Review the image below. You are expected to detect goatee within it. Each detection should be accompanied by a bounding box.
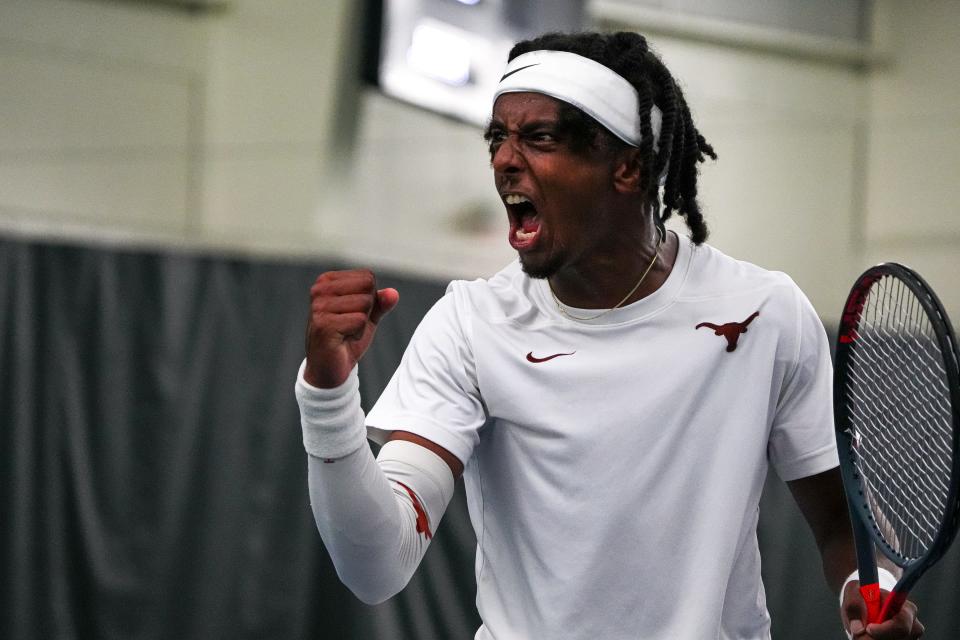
[518,254,562,280]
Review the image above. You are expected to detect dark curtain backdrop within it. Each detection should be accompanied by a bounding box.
[1,236,958,640]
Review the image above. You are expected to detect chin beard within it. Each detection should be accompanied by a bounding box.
[519,254,563,280]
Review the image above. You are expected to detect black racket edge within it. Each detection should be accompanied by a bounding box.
[898,265,960,579]
[833,262,960,610]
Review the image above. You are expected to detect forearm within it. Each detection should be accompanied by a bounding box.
[787,468,859,594]
[817,519,859,595]
[817,510,902,595]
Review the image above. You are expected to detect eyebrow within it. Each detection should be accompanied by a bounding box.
[485,118,560,135]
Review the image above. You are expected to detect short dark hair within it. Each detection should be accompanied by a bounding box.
[507,31,717,244]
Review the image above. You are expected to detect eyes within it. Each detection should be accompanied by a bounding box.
[484,125,560,156]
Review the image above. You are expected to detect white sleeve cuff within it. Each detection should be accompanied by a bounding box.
[295,359,367,459]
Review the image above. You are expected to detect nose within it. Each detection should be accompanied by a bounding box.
[491,135,524,175]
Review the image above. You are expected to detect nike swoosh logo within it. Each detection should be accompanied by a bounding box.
[500,63,539,82]
[526,351,575,363]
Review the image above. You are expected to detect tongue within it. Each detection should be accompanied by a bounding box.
[521,216,540,233]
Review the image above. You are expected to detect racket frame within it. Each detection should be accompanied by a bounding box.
[834,262,960,622]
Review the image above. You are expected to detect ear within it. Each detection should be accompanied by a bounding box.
[611,148,643,194]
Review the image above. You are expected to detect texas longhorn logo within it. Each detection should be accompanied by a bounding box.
[695,311,760,352]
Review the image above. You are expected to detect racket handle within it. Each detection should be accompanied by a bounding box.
[877,589,908,622]
[860,583,882,624]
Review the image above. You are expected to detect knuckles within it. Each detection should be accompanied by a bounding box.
[306,269,379,343]
[311,269,377,299]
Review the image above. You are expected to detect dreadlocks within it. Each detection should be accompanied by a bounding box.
[507,31,717,244]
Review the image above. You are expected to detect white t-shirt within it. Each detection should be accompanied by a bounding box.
[366,235,838,640]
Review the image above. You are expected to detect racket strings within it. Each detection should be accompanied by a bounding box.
[844,275,954,562]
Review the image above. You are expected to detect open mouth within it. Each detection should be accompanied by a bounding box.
[504,194,542,251]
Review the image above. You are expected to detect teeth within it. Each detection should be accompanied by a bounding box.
[516,229,536,241]
[504,194,530,205]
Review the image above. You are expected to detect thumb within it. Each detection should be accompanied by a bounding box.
[370,287,400,325]
[848,619,866,638]
[841,583,868,638]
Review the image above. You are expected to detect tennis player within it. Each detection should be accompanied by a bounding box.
[297,32,924,639]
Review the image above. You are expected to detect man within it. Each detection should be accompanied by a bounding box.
[296,32,924,639]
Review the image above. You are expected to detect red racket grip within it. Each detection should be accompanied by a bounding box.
[860,582,882,624]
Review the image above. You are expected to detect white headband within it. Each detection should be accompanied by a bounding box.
[493,50,662,151]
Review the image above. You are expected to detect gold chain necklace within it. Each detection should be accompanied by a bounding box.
[548,226,664,322]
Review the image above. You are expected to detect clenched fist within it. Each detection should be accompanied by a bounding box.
[304,269,399,389]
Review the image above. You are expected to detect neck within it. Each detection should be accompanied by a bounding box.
[548,226,674,310]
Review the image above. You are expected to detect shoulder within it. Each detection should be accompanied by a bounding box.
[406,261,539,352]
[678,239,818,339]
[688,244,798,296]
[443,260,544,326]
[682,241,800,301]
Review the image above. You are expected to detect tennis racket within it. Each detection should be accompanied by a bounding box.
[834,262,960,623]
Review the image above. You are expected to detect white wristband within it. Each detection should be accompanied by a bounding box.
[839,567,898,606]
[295,359,367,459]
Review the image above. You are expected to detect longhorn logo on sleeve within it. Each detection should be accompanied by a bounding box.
[695,311,760,352]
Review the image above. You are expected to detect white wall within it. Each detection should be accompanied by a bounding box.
[0,0,202,234]
[862,0,960,322]
[1,0,957,324]
[0,0,350,253]
[198,0,351,250]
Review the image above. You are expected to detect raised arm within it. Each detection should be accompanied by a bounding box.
[297,269,460,603]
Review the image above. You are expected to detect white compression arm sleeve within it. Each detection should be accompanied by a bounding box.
[296,362,455,604]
